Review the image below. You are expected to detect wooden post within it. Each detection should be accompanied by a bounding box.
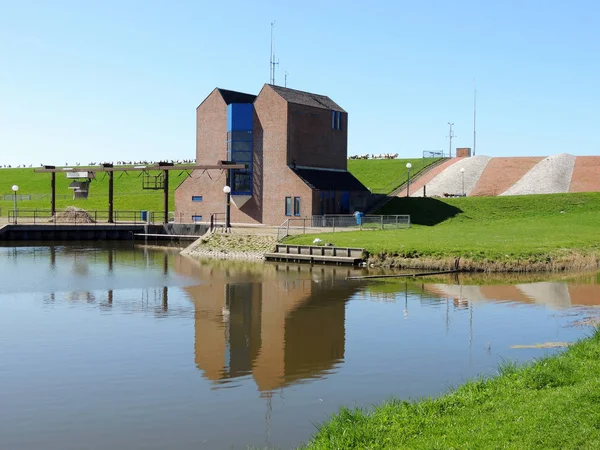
[108,171,114,223]
[50,172,56,217]
[163,170,169,224]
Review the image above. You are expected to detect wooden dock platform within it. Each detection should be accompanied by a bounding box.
[264,244,364,265]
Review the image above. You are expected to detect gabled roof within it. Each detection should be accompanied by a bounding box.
[217,88,257,105]
[291,168,368,191]
[268,85,345,112]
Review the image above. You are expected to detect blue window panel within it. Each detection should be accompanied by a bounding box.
[191,196,203,202]
[227,104,254,132]
[285,197,292,216]
[336,111,341,130]
[331,110,335,129]
[191,215,203,222]
[294,197,301,216]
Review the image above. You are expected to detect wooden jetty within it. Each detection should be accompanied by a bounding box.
[346,269,461,280]
[264,244,364,266]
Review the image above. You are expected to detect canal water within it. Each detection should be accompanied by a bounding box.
[1,243,599,450]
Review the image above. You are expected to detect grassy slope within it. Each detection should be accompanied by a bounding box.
[286,193,600,264]
[348,158,441,194]
[0,167,189,216]
[304,329,600,450]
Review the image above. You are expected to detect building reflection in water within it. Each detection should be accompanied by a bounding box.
[173,256,360,392]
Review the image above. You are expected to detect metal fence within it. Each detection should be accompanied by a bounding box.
[277,214,410,240]
[7,209,168,225]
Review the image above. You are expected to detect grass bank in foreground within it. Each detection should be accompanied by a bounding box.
[286,193,600,272]
[304,329,600,450]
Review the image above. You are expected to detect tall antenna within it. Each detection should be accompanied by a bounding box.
[473,78,477,156]
[269,22,279,85]
[447,122,455,158]
[284,71,288,87]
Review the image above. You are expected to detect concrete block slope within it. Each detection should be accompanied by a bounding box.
[411,156,492,197]
[470,157,544,197]
[500,154,576,196]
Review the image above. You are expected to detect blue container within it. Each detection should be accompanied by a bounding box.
[141,211,147,221]
[355,211,363,225]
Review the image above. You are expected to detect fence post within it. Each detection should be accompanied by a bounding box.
[396,215,398,229]
[303,218,306,234]
[381,215,383,230]
[332,217,335,233]
[286,219,290,236]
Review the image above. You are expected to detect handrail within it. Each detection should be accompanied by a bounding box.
[369,157,446,194]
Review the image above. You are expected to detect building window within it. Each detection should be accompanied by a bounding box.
[191,195,203,202]
[191,215,203,222]
[285,197,292,216]
[294,197,301,216]
[332,111,342,130]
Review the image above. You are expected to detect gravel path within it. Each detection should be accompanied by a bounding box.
[182,233,277,261]
[411,156,492,197]
[501,153,576,196]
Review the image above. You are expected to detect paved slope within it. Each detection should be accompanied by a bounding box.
[501,154,576,196]
[470,157,544,197]
[396,158,462,197]
[411,156,492,197]
[569,156,600,193]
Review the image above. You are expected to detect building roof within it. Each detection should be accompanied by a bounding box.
[268,85,345,112]
[217,88,257,105]
[292,168,368,191]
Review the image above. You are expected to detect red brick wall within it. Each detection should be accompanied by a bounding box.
[456,148,471,157]
[256,85,313,225]
[287,102,347,170]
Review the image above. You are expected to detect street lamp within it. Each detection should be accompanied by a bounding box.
[460,167,465,196]
[11,185,18,224]
[223,185,231,231]
[406,163,412,197]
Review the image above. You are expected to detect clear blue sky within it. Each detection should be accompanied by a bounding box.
[1,0,598,166]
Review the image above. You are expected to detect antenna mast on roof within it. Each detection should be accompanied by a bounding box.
[270,21,279,85]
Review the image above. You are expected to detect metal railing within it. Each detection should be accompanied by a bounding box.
[277,214,410,240]
[7,209,167,225]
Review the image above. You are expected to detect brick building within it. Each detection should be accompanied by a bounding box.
[175,84,369,226]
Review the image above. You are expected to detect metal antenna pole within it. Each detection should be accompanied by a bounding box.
[473,78,477,156]
[447,122,455,158]
[270,22,274,84]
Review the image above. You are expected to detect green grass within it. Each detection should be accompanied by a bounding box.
[0,167,189,216]
[348,158,441,194]
[303,328,600,449]
[286,193,600,268]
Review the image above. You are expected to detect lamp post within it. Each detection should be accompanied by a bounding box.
[460,168,465,196]
[223,185,231,231]
[406,163,412,197]
[11,185,19,224]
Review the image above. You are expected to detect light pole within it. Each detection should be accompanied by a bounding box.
[406,163,412,197]
[11,185,19,224]
[460,167,465,196]
[223,185,231,231]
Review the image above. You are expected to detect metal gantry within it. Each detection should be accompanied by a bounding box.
[33,161,246,223]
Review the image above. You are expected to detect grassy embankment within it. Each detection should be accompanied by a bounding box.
[0,158,439,217]
[304,328,600,449]
[286,193,600,272]
[0,167,189,216]
[347,158,441,194]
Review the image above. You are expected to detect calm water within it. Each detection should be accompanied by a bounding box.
[1,244,599,450]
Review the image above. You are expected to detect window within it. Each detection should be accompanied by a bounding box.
[332,111,342,130]
[285,197,292,216]
[191,195,203,202]
[294,197,301,216]
[191,215,203,222]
